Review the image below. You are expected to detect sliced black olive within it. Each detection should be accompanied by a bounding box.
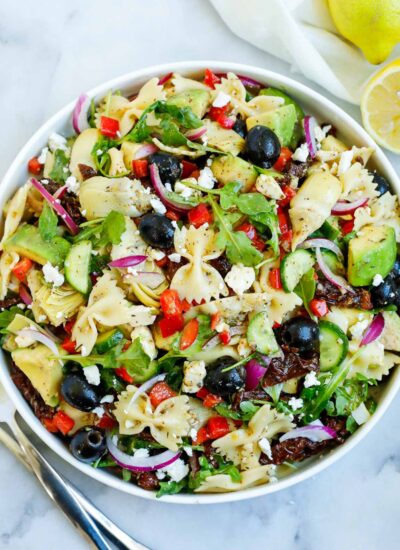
[139,213,174,249]
[70,428,107,463]
[372,172,390,196]
[61,373,101,412]
[204,356,246,399]
[389,257,400,281]
[232,117,247,138]
[276,317,319,355]
[371,277,400,308]
[148,152,182,185]
[245,125,281,168]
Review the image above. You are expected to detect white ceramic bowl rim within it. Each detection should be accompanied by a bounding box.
[1,60,400,504]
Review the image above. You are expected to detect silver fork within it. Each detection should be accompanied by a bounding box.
[0,385,149,550]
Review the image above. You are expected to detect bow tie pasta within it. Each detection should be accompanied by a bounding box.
[195,465,276,493]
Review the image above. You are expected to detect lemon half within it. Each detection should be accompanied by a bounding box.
[361,59,400,153]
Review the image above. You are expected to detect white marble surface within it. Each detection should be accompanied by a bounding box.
[1,1,400,549]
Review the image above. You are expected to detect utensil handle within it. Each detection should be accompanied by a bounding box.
[9,419,112,550]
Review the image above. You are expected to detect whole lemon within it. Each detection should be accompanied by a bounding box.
[328,0,400,64]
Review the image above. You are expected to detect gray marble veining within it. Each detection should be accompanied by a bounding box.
[0,1,399,548]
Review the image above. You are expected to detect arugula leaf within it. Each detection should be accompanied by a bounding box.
[264,383,283,403]
[118,338,158,381]
[294,268,316,319]
[0,306,32,334]
[157,479,187,498]
[91,136,123,176]
[49,149,70,183]
[188,455,241,490]
[39,202,58,242]
[96,211,126,248]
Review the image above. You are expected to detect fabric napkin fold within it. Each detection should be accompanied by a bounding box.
[210,0,400,104]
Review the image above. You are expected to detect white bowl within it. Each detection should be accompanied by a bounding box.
[1,61,399,504]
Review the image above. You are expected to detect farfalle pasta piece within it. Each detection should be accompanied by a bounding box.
[0,182,30,247]
[354,193,400,240]
[340,162,378,201]
[108,148,127,176]
[69,128,100,182]
[0,251,19,300]
[27,269,85,326]
[171,225,229,303]
[114,387,191,450]
[170,73,209,94]
[212,404,294,470]
[195,465,276,493]
[72,271,155,354]
[79,176,153,219]
[289,172,342,249]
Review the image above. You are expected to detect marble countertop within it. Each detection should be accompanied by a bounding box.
[1,1,400,548]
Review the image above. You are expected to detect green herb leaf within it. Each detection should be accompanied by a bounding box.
[156,479,187,498]
[49,149,70,183]
[39,202,58,242]
[91,136,122,177]
[97,210,126,248]
[189,455,241,490]
[294,268,316,319]
[118,338,157,380]
[0,306,32,334]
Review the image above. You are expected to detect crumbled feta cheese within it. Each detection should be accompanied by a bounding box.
[212,91,231,108]
[83,365,101,386]
[17,303,26,310]
[56,311,64,319]
[92,406,105,418]
[255,174,285,200]
[288,397,303,411]
[258,437,272,460]
[215,321,229,334]
[81,209,87,216]
[38,315,47,323]
[168,253,181,263]
[42,262,64,287]
[100,394,114,404]
[15,331,36,348]
[372,274,384,287]
[81,345,89,357]
[189,428,198,441]
[134,448,149,459]
[65,175,80,194]
[158,459,189,483]
[165,183,173,192]
[314,124,331,143]
[150,197,167,215]
[130,326,157,359]
[181,360,207,393]
[304,372,320,388]
[96,149,103,155]
[337,150,354,175]
[147,247,166,261]
[292,143,309,163]
[37,147,49,164]
[125,420,134,428]
[350,319,370,340]
[127,267,138,276]
[156,471,166,480]
[352,402,370,425]
[225,265,255,296]
[41,179,49,185]
[48,132,68,153]
[198,167,216,190]
[171,221,178,230]
[175,182,193,199]
[183,446,193,457]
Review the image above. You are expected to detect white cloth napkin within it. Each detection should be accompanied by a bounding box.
[210,0,400,104]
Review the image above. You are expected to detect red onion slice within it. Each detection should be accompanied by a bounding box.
[106,433,180,472]
[133,143,158,160]
[316,247,355,294]
[149,164,192,213]
[158,72,173,86]
[245,360,267,390]
[280,420,337,443]
[185,126,207,141]
[53,184,68,200]
[72,94,91,134]
[202,334,220,350]
[17,328,59,357]
[304,116,317,159]
[109,255,147,268]
[331,197,369,215]
[31,178,79,235]
[302,238,344,261]
[361,313,385,346]
[127,373,166,410]
[19,284,32,306]
[215,73,264,88]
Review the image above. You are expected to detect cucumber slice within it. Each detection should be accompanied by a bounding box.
[320,250,344,276]
[94,329,124,354]
[320,220,340,241]
[281,249,314,292]
[319,320,349,371]
[247,311,278,355]
[64,240,92,294]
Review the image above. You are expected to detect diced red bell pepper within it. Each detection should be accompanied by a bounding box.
[194,426,210,445]
[155,256,168,268]
[204,68,221,89]
[180,299,192,313]
[61,337,77,354]
[278,185,297,208]
[64,318,75,335]
[236,222,266,252]
[100,116,120,138]
[269,267,282,290]
[188,203,212,228]
[280,229,293,246]
[43,417,58,433]
[190,169,200,180]
[211,312,221,331]
[160,289,183,318]
[272,321,281,329]
[12,258,33,282]
[181,159,197,179]
[208,104,229,121]
[277,207,290,235]
[159,315,184,338]
[217,114,236,129]
[180,318,199,351]
[219,329,231,345]
[149,381,177,408]
[53,411,75,436]
[203,393,223,408]
[132,159,148,178]
[115,366,134,383]
[196,387,210,400]
[97,415,117,429]
[207,416,230,439]
[309,298,329,318]
[165,210,180,221]
[273,147,293,172]
[339,218,354,235]
[28,157,42,175]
